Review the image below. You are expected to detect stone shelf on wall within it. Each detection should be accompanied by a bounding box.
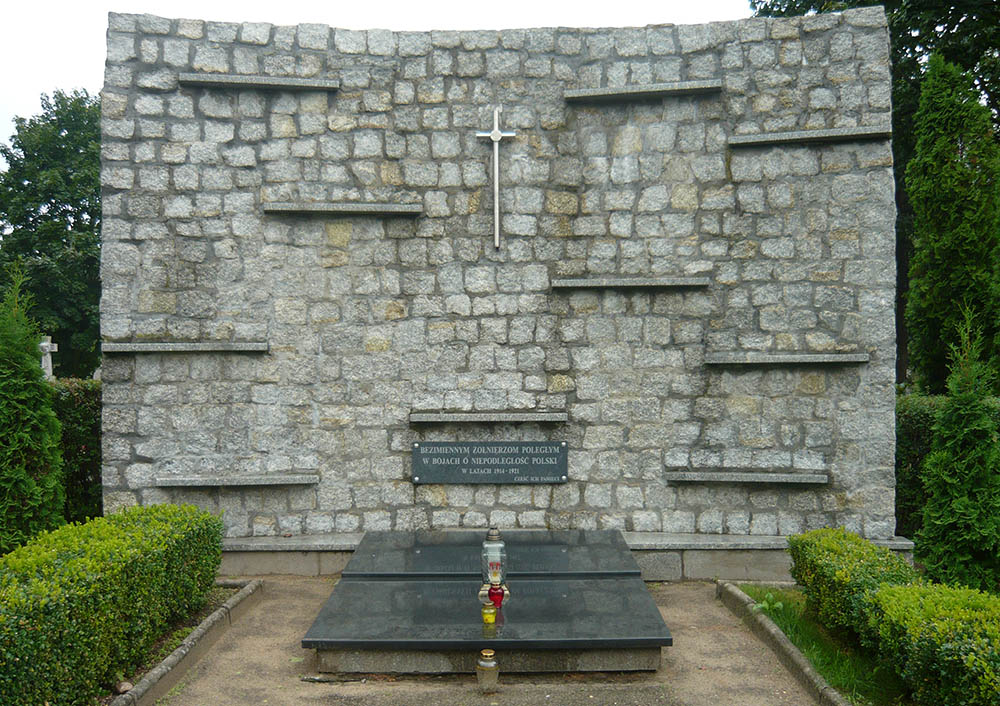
[178,73,340,91]
[409,411,569,423]
[551,276,711,290]
[154,474,319,487]
[220,532,914,554]
[663,470,829,485]
[704,352,869,366]
[102,341,269,354]
[262,202,423,216]
[564,80,723,103]
[727,124,891,148]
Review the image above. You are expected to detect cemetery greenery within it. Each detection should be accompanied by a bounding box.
[788,528,1000,706]
[895,394,1000,540]
[888,51,1000,570]
[740,583,909,705]
[0,504,222,706]
[893,393,941,538]
[0,89,101,379]
[904,55,1000,392]
[915,314,1000,591]
[787,527,919,640]
[50,378,102,523]
[0,269,64,555]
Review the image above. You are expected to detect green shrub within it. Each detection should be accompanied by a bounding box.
[0,269,64,554]
[866,583,1000,706]
[788,527,919,641]
[895,393,1000,539]
[49,378,101,522]
[917,316,1000,591]
[0,504,222,705]
[895,393,941,538]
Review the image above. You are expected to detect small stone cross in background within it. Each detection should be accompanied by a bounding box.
[39,336,58,380]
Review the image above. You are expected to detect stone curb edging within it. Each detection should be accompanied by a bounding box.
[716,581,851,706]
[109,578,264,706]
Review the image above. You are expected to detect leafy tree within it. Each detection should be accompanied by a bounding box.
[905,55,1000,391]
[917,312,1000,591]
[0,268,64,554]
[0,90,100,378]
[750,1,1000,383]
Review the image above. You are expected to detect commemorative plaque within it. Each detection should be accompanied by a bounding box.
[411,441,568,484]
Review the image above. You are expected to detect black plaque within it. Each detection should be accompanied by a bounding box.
[412,441,568,484]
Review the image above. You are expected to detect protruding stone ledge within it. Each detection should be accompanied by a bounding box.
[704,352,870,366]
[663,471,829,485]
[102,341,269,354]
[155,474,319,487]
[728,125,891,147]
[224,531,913,553]
[409,411,569,423]
[564,80,723,102]
[262,202,423,216]
[551,276,711,290]
[623,532,914,552]
[178,73,340,91]
[224,533,363,552]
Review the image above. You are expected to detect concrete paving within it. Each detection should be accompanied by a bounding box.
[158,576,817,706]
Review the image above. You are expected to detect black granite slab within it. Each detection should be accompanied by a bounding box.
[342,530,640,579]
[302,577,672,650]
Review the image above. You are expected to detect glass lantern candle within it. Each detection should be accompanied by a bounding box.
[476,649,499,693]
[481,527,506,585]
[487,583,505,608]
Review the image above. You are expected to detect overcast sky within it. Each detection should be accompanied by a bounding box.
[0,0,753,149]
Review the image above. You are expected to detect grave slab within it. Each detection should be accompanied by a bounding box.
[303,530,672,673]
[342,529,640,579]
[302,577,671,650]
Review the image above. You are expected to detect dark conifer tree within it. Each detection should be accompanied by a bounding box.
[0,268,64,553]
[917,312,1000,590]
[905,55,1000,391]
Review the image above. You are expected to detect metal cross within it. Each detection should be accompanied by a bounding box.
[476,105,516,249]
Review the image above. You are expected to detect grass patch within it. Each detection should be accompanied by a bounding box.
[151,625,195,665]
[740,584,914,706]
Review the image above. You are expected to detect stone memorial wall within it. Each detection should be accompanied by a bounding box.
[100,7,897,539]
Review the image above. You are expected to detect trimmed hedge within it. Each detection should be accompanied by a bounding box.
[787,527,919,640]
[49,378,102,523]
[866,583,1000,706]
[789,528,1000,705]
[0,504,222,705]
